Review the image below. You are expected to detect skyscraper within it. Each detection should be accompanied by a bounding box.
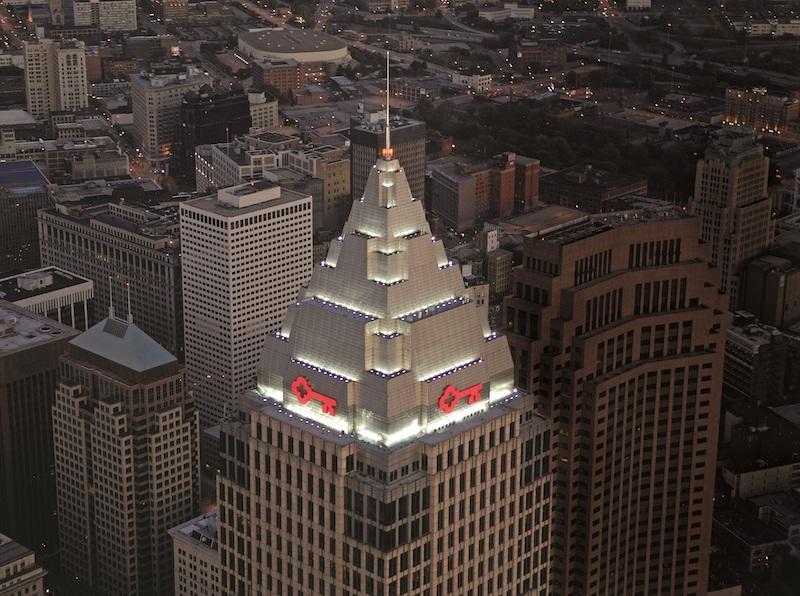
[215,124,553,596]
[180,180,313,430]
[0,302,78,555]
[350,114,426,204]
[503,210,727,595]
[23,38,88,121]
[53,307,198,596]
[0,161,50,276]
[690,128,774,308]
[131,64,211,167]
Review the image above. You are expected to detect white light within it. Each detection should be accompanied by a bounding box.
[357,427,382,443]
[286,402,349,433]
[257,384,284,403]
[428,400,488,433]
[386,420,423,446]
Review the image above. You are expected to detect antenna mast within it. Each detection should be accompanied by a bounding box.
[381,51,394,160]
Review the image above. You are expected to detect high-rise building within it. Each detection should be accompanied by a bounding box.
[131,64,211,166]
[215,135,553,596]
[503,210,727,596]
[690,128,774,308]
[0,532,48,595]
[23,38,88,121]
[350,114,426,204]
[169,511,220,596]
[180,180,313,429]
[53,310,198,596]
[0,302,79,555]
[38,198,183,356]
[0,161,50,276]
[72,0,137,31]
[179,85,252,173]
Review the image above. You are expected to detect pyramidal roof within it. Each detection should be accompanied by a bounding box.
[70,316,177,373]
[254,152,517,447]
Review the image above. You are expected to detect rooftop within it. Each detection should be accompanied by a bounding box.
[0,267,92,303]
[0,301,79,355]
[169,512,219,555]
[770,403,800,429]
[239,28,346,54]
[48,178,163,204]
[0,160,49,187]
[714,510,787,546]
[494,204,586,236]
[186,180,310,216]
[0,109,35,127]
[69,316,177,373]
[541,163,647,192]
[0,532,32,567]
[536,207,690,246]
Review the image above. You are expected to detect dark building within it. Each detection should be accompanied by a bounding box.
[503,208,726,595]
[539,163,648,213]
[180,85,251,173]
[742,241,800,331]
[0,301,79,554]
[0,161,51,277]
[350,115,426,204]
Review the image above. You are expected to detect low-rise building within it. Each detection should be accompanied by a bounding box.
[451,71,492,92]
[248,90,279,131]
[713,511,787,573]
[0,533,47,596]
[251,58,306,99]
[724,87,800,136]
[479,2,535,21]
[0,267,94,330]
[510,39,567,68]
[539,164,648,212]
[169,512,220,596]
[722,460,800,499]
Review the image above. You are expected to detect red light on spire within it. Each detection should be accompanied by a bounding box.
[438,383,483,413]
[290,376,338,416]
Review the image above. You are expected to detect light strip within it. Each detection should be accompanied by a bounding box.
[291,358,353,382]
[422,358,482,382]
[427,400,489,434]
[286,402,349,433]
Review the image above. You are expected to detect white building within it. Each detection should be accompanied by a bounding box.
[451,72,493,92]
[248,90,279,132]
[625,0,651,10]
[131,67,210,164]
[0,533,47,596]
[180,180,313,429]
[216,129,553,595]
[72,0,137,31]
[478,2,535,21]
[24,38,88,121]
[169,512,220,596]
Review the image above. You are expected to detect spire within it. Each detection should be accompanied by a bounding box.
[108,275,114,319]
[126,282,133,324]
[381,51,393,160]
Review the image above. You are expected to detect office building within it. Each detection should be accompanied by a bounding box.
[0,533,47,595]
[180,85,251,173]
[131,64,211,165]
[252,59,306,99]
[0,161,50,276]
[724,87,800,136]
[72,0,137,31]
[54,311,198,596]
[283,144,350,232]
[8,136,128,184]
[351,115,426,204]
[510,40,568,69]
[690,128,773,308]
[24,38,88,121]
[154,0,187,21]
[742,243,800,330]
[248,90,279,132]
[180,180,312,429]
[0,302,79,555]
[0,267,94,330]
[216,130,553,596]
[169,512,220,596]
[503,209,727,595]
[540,164,648,213]
[38,199,183,356]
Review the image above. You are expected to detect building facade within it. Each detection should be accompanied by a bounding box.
[0,303,78,556]
[351,115,426,205]
[216,142,553,596]
[724,87,800,136]
[23,38,88,121]
[0,533,47,596]
[72,0,137,31]
[540,164,648,213]
[131,65,211,165]
[53,313,198,596]
[38,200,183,356]
[180,180,313,429]
[503,210,727,595]
[690,128,774,308]
[0,161,50,276]
[169,512,221,596]
[248,90,279,132]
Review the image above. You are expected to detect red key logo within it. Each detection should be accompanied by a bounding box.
[438,383,484,413]
[290,376,338,416]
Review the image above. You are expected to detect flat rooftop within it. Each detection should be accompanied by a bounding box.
[0,267,92,303]
[0,109,35,127]
[239,28,346,54]
[186,182,310,217]
[541,164,647,192]
[496,204,587,236]
[770,403,800,428]
[169,512,219,555]
[536,207,689,246]
[0,532,32,567]
[0,160,49,187]
[0,301,79,354]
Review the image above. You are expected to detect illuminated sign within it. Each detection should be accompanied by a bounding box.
[290,376,338,416]
[438,383,483,413]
